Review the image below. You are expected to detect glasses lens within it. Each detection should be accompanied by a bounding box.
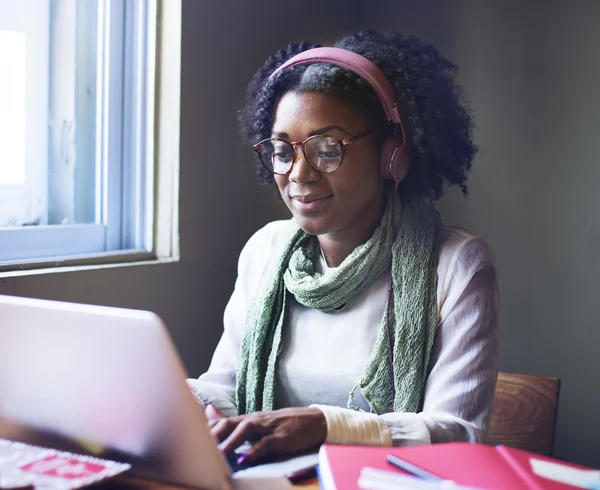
[305,136,342,172]
[258,139,294,174]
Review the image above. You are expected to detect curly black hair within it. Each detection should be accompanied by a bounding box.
[239,29,477,200]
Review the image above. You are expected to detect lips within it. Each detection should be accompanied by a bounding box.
[290,194,329,203]
[290,194,332,212]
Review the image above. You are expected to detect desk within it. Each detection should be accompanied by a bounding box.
[97,473,320,490]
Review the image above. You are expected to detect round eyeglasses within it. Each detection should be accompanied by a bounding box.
[252,130,374,175]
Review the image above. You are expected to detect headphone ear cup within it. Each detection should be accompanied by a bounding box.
[379,135,411,186]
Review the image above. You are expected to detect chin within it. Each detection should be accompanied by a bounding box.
[292,215,331,236]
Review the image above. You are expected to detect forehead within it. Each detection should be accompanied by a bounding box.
[272,91,369,137]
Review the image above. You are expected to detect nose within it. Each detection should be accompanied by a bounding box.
[288,144,320,183]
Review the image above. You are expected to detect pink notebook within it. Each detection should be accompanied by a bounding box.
[318,442,598,490]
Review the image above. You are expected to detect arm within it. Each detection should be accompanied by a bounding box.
[187,222,287,416]
[186,293,241,416]
[313,235,500,446]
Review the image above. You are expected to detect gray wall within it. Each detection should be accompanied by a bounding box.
[367,0,600,466]
[1,0,599,466]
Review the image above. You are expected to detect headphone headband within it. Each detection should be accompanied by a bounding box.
[270,47,401,125]
[269,46,411,189]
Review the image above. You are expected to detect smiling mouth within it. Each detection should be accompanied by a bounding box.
[290,195,332,212]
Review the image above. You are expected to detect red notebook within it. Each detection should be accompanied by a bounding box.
[318,442,599,490]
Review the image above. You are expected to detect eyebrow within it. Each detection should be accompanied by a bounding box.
[272,125,352,139]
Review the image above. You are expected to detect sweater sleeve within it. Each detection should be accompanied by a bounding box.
[313,234,500,446]
[186,268,245,416]
[187,221,288,416]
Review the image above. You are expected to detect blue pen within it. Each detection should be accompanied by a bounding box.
[386,454,443,482]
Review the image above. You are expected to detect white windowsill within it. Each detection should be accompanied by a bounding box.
[0,251,178,278]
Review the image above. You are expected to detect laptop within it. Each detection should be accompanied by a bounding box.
[0,294,233,490]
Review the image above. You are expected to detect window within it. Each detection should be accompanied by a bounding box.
[0,0,164,268]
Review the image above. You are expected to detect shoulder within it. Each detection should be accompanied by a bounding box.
[438,227,496,275]
[248,219,293,243]
[228,219,294,306]
[237,219,293,275]
[240,219,293,257]
[437,227,499,307]
[437,228,500,326]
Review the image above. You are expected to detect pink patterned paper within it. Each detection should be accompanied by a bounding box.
[0,439,130,489]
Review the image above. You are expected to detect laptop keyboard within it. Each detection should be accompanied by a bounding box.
[226,451,249,473]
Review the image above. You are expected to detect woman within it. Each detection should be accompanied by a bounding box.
[188,29,500,465]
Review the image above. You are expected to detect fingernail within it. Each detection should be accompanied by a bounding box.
[205,401,212,407]
[236,453,250,465]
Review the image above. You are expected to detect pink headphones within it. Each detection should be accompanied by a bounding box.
[271,47,412,189]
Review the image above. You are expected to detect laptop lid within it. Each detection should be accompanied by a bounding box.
[0,294,230,490]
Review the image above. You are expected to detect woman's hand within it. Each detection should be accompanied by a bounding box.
[205,403,227,423]
[208,407,327,464]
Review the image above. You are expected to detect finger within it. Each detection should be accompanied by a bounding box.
[219,419,263,455]
[239,435,280,465]
[205,403,226,422]
[210,417,239,442]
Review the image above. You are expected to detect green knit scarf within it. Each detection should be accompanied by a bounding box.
[236,190,442,415]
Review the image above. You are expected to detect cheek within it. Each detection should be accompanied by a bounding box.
[333,155,382,197]
[274,175,287,192]
[274,175,291,204]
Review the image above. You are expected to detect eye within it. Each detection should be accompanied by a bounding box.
[318,151,338,159]
[273,145,294,163]
[315,137,341,159]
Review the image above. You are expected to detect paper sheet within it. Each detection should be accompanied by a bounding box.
[530,458,600,489]
[358,467,484,490]
[232,452,319,479]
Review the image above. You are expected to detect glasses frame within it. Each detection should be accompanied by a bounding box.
[252,129,374,175]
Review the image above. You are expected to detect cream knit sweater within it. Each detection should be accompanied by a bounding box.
[188,221,500,446]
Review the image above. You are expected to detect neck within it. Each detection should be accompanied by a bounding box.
[318,191,387,268]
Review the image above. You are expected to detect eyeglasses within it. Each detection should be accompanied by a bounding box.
[252,130,374,175]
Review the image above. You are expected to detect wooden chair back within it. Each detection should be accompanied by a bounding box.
[486,372,560,456]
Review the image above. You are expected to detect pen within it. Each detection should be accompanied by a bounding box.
[386,454,443,482]
[285,463,318,484]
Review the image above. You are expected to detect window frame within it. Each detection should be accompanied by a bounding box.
[0,0,180,273]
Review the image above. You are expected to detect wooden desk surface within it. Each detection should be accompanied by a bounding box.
[99,473,320,490]
[293,479,319,489]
